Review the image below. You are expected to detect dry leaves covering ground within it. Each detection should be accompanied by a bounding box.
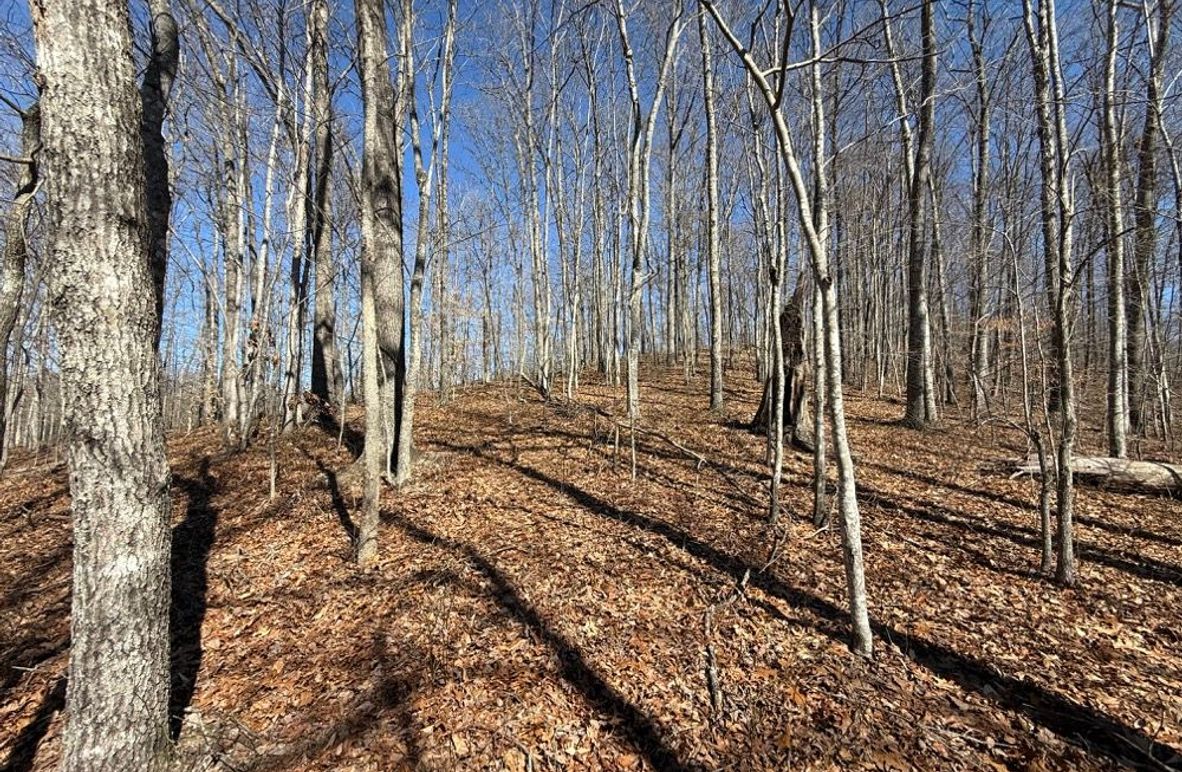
[1,364,1180,771]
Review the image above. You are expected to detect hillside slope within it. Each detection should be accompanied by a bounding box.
[2,367,1180,770]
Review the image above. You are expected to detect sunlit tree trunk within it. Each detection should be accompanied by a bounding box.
[703,0,873,657]
[356,0,406,564]
[32,0,173,766]
[698,8,724,411]
[1102,0,1128,458]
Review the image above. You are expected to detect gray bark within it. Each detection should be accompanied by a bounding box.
[356,0,406,563]
[309,0,341,404]
[698,8,724,412]
[31,1,173,767]
[703,0,873,657]
[0,103,38,467]
[1128,0,1172,433]
[1102,0,1128,458]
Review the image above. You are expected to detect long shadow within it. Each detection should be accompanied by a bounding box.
[437,439,1182,771]
[169,457,218,739]
[857,481,1182,589]
[293,440,360,550]
[863,461,1182,549]
[0,616,69,694]
[477,422,767,517]
[0,676,66,772]
[382,510,697,772]
[314,456,357,549]
[245,631,422,771]
[316,412,364,457]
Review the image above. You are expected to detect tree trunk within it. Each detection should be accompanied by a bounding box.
[1013,455,1182,493]
[0,104,38,467]
[356,0,406,564]
[698,8,724,412]
[32,1,173,767]
[702,0,873,656]
[1128,0,1172,434]
[308,0,340,405]
[898,0,937,427]
[1102,0,1128,458]
[140,0,178,345]
[967,0,993,422]
[1023,0,1077,586]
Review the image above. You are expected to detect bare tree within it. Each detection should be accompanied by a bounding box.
[616,0,685,419]
[883,0,938,427]
[308,0,341,405]
[1022,0,1078,585]
[1102,0,1128,458]
[31,0,173,766]
[356,0,406,564]
[1128,0,1174,434]
[0,101,37,468]
[140,0,178,343]
[698,7,724,411]
[702,0,873,657]
[395,0,458,486]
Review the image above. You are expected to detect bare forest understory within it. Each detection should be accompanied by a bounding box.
[1,364,1180,771]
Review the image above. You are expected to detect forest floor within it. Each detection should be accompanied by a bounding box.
[1,363,1180,771]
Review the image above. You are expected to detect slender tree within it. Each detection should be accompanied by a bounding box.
[140,0,178,345]
[1102,0,1128,458]
[698,7,724,411]
[702,0,873,657]
[0,102,38,468]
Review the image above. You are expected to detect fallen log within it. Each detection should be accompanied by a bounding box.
[1011,456,1182,493]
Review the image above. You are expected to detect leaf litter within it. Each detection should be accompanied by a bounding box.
[0,364,1180,770]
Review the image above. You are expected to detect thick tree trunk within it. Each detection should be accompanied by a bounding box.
[900,0,937,427]
[752,289,808,447]
[1013,455,1182,493]
[32,1,173,767]
[356,0,406,564]
[1128,1,1172,434]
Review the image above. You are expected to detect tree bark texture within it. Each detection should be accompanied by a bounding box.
[31,1,174,767]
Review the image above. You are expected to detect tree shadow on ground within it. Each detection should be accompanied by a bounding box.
[0,677,66,772]
[170,457,218,739]
[436,439,1182,771]
[856,481,1182,588]
[381,510,698,772]
[315,412,364,457]
[863,461,1182,549]
[243,630,422,771]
